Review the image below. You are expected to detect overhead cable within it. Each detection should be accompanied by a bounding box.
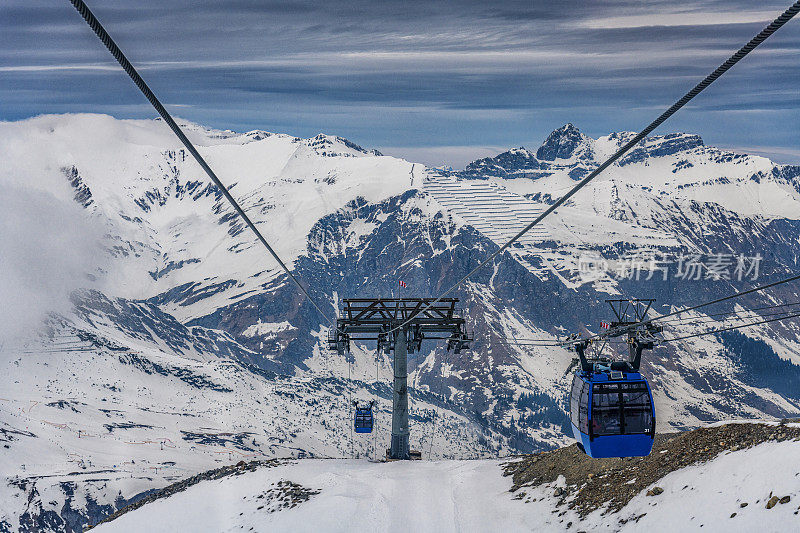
[581,272,800,343]
[662,311,800,343]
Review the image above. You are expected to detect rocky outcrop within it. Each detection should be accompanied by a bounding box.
[536,123,594,161]
[503,422,800,517]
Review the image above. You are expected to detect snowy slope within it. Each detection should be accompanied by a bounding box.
[0,114,418,322]
[0,291,499,531]
[591,440,800,531]
[95,460,530,533]
[93,432,800,533]
[3,115,799,436]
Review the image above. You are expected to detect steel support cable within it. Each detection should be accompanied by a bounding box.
[652,306,800,329]
[494,299,800,347]
[578,271,800,344]
[504,308,800,346]
[501,337,559,342]
[647,273,800,325]
[448,299,800,349]
[646,300,800,325]
[67,0,334,327]
[386,1,800,336]
[560,302,800,347]
[662,310,800,343]
[497,340,626,347]
[460,293,800,346]
[569,304,800,343]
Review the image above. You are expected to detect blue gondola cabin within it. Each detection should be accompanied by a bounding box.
[354,402,374,434]
[569,369,655,458]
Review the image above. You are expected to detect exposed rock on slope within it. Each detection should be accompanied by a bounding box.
[503,422,800,517]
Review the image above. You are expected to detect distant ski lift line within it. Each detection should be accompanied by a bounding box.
[503,305,800,343]
[386,0,800,336]
[660,310,800,343]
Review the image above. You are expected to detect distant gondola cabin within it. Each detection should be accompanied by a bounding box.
[354,405,374,434]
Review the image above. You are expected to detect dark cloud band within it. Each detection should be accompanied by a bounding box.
[1,0,798,167]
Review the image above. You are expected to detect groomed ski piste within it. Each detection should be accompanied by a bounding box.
[89,422,800,532]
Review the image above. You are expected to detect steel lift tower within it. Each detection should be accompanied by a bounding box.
[328,298,471,460]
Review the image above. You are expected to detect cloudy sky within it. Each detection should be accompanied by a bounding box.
[2,0,799,167]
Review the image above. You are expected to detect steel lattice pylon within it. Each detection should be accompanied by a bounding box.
[328,298,471,459]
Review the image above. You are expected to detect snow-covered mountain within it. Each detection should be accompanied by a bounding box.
[2,114,800,531]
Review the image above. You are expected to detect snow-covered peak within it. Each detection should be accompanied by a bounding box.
[305,133,383,158]
[462,147,541,179]
[457,123,800,221]
[618,132,705,165]
[535,123,594,162]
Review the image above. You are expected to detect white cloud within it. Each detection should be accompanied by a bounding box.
[580,10,778,29]
[0,184,105,341]
[720,145,800,164]
[379,145,508,169]
[0,64,120,73]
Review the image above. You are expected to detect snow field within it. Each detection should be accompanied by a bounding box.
[95,438,800,532]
